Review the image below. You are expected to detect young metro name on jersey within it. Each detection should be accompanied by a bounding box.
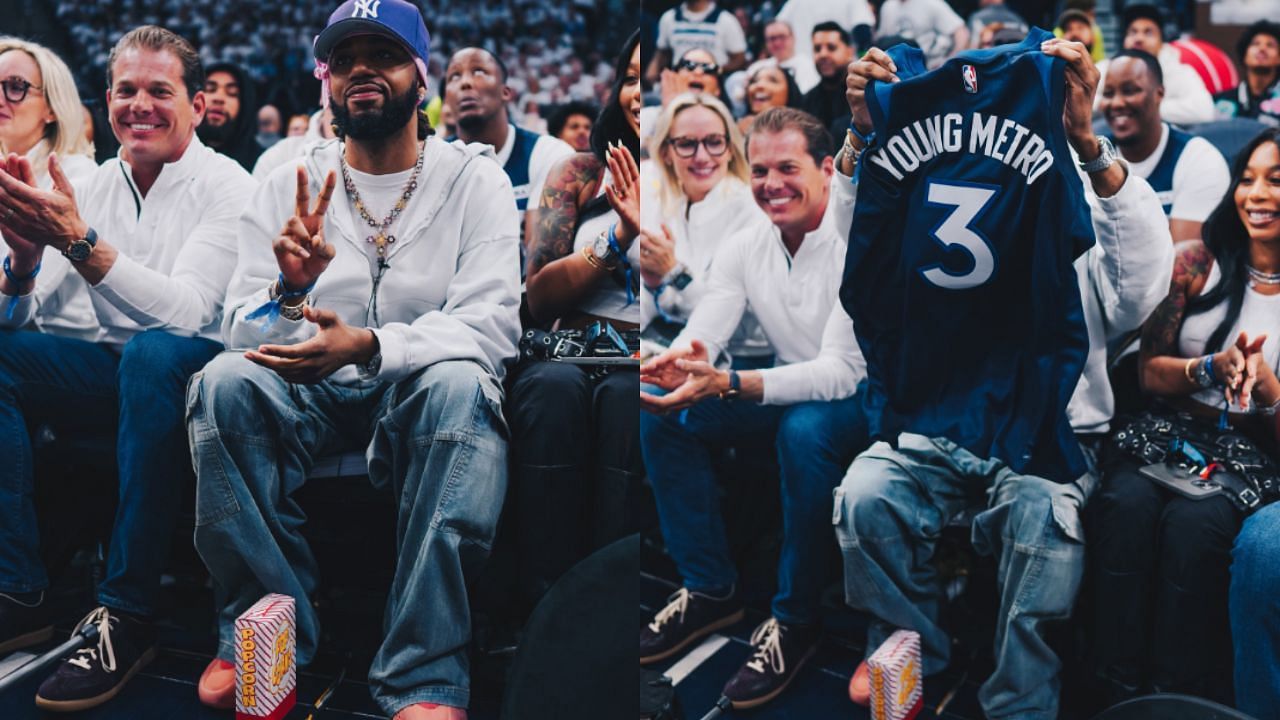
[866,112,1055,184]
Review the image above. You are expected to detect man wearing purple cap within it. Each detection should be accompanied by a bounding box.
[188,2,520,719]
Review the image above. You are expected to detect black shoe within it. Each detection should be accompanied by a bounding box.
[35,607,157,712]
[640,587,743,665]
[722,618,819,709]
[0,590,52,655]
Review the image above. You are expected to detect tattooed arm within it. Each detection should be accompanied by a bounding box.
[1138,239,1217,395]
[525,152,607,326]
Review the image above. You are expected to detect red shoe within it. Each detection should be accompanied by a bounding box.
[393,702,468,719]
[197,658,235,709]
[848,661,871,706]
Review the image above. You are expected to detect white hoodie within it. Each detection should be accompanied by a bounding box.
[222,136,521,385]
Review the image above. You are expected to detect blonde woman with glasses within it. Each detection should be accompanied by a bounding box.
[0,37,98,340]
[639,91,769,365]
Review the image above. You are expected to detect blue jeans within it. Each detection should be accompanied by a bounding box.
[0,328,218,606]
[640,392,869,625]
[1231,501,1280,719]
[188,353,507,715]
[834,434,1088,720]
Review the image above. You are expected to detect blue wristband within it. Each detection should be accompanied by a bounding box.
[607,224,637,306]
[1203,354,1217,385]
[276,272,315,299]
[848,121,875,147]
[3,255,40,287]
[3,256,40,320]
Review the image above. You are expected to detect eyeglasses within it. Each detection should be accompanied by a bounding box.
[676,59,719,74]
[667,134,728,158]
[0,77,43,104]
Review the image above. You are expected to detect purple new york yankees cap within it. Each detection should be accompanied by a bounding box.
[313,0,431,67]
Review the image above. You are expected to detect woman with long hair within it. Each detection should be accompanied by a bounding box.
[736,62,803,134]
[1086,128,1280,707]
[639,91,769,364]
[505,30,643,609]
[0,37,97,340]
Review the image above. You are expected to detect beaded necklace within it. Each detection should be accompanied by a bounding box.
[339,141,426,260]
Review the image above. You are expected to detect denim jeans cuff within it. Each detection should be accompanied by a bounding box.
[377,686,471,716]
[0,579,48,594]
[96,591,154,619]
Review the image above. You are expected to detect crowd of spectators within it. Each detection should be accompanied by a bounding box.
[54,0,621,125]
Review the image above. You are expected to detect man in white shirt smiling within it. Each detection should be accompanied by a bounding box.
[638,107,870,711]
[0,25,255,712]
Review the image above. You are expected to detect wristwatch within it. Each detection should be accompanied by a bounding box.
[357,329,383,379]
[1078,136,1120,173]
[662,263,693,290]
[358,351,383,379]
[591,230,619,270]
[719,370,741,401]
[62,227,97,262]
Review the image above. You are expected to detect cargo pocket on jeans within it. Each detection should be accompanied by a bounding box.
[187,370,241,527]
[832,485,881,603]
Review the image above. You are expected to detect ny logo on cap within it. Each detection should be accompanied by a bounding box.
[354,0,381,18]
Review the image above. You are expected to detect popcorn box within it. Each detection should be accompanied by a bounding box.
[235,594,296,720]
[868,629,923,720]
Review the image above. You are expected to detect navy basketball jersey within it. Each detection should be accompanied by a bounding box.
[505,124,542,217]
[841,27,1095,482]
[1108,123,1190,217]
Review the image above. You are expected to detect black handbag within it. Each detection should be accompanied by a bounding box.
[1109,408,1280,515]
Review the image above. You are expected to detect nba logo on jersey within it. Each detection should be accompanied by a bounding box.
[962,64,978,94]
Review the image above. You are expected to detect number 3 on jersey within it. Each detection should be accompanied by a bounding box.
[918,180,998,290]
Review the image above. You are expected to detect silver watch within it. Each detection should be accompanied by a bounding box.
[591,230,618,268]
[1078,136,1119,173]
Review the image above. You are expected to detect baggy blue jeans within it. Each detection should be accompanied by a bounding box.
[640,392,869,625]
[834,434,1090,720]
[0,327,219,612]
[1231,501,1280,719]
[188,352,507,714]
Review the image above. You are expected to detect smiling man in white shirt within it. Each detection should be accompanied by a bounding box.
[0,25,255,712]
[638,106,870,711]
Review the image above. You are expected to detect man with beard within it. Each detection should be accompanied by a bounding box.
[197,61,263,171]
[188,2,520,719]
[1099,50,1228,242]
[444,47,573,256]
[801,22,855,147]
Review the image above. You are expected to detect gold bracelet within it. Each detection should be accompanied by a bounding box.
[1184,357,1198,385]
[581,244,606,271]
